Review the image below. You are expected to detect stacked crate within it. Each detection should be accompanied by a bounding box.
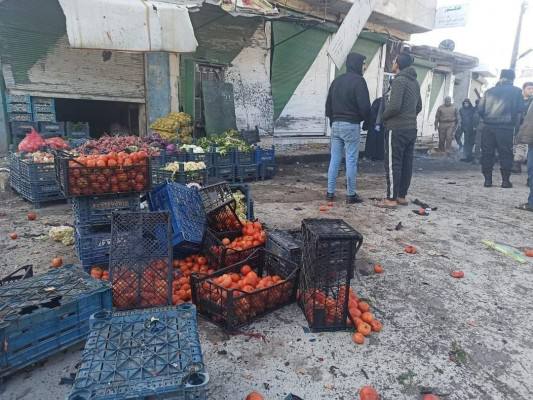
[0,265,111,378]
[31,97,56,123]
[256,146,276,180]
[72,194,141,271]
[299,219,363,332]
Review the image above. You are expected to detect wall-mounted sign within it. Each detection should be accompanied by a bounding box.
[435,4,469,29]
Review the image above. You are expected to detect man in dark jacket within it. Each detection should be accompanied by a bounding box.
[459,98,476,162]
[478,69,524,188]
[325,53,371,203]
[364,97,385,161]
[379,52,422,208]
[516,101,533,211]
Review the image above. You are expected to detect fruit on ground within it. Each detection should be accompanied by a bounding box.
[374,264,384,273]
[525,249,533,257]
[245,392,265,400]
[27,212,37,221]
[352,332,365,344]
[359,385,379,400]
[357,321,372,336]
[51,257,63,268]
[9,232,17,240]
[450,271,465,279]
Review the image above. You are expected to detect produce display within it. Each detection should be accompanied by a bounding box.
[180,144,205,154]
[150,112,193,143]
[18,129,46,153]
[61,151,149,196]
[163,161,206,173]
[89,266,109,281]
[218,221,266,252]
[111,259,169,309]
[197,129,252,154]
[171,255,216,305]
[44,137,69,150]
[77,135,161,156]
[22,151,54,164]
[233,189,247,222]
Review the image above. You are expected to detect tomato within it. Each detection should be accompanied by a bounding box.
[77,177,88,188]
[72,168,81,178]
[135,173,145,183]
[118,182,129,192]
[96,159,107,168]
[116,172,128,182]
[86,159,96,168]
[107,158,117,167]
[51,257,63,268]
[123,157,133,167]
[359,386,379,400]
[96,174,106,184]
[102,168,112,177]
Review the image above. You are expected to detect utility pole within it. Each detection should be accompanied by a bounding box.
[510,0,528,70]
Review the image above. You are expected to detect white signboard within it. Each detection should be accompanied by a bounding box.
[327,0,377,69]
[435,4,469,29]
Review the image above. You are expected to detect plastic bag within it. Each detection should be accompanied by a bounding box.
[18,128,45,153]
[45,136,69,150]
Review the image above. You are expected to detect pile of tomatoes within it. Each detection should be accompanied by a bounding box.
[111,259,170,309]
[208,206,242,232]
[198,263,293,324]
[90,266,109,281]
[171,254,215,305]
[66,151,149,196]
[301,287,382,345]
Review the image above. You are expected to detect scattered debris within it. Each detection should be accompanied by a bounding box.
[449,341,468,365]
[482,240,528,264]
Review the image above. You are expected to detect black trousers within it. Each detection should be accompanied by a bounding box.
[481,125,514,174]
[384,129,417,199]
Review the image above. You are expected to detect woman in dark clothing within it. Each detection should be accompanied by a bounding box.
[459,98,476,162]
[364,97,385,161]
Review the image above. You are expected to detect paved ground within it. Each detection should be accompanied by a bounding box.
[1,154,533,400]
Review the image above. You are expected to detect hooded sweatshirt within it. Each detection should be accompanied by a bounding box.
[325,53,371,125]
[382,67,422,130]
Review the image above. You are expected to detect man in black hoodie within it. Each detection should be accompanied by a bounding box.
[379,52,422,208]
[478,69,524,188]
[325,53,371,203]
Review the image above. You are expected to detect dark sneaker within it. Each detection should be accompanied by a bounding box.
[346,194,363,204]
[483,175,492,187]
[501,181,513,189]
[326,193,335,201]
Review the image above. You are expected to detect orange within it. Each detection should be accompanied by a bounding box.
[358,301,370,312]
[245,392,264,400]
[352,332,365,345]
[361,312,373,323]
[357,322,372,336]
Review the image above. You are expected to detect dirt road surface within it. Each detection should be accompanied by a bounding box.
[1,156,532,400]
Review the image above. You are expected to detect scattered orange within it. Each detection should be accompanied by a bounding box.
[27,212,37,221]
[358,301,370,312]
[361,312,374,323]
[404,245,417,254]
[525,249,533,257]
[369,320,382,332]
[450,271,464,279]
[245,392,265,400]
[374,264,384,274]
[352,332,365,345]
[9,232,17,240]
[51,257,63,268]
[359,385,379,400]
[357,321,372,336]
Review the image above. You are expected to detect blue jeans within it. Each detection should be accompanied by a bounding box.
[327,122,361,196]
[527,144,533,207]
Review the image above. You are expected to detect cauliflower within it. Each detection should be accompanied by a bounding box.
[49,226,75,246]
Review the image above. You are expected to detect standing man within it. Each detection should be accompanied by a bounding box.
[325,53,371,203]
[435,96,459,153]
[459,99,477,162]
[516,100,533,211]
[379,52,422,208]
[512,82,533,173]
[478,69,524,188]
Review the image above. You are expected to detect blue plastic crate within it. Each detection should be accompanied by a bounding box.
[148,182,206,250]
[0,265,112,378]
[18,157,57,182]
[9,121,38,138]
[256,146,275,163]
[8,113,32,122]
[210,149,235,167]
[16,178,65,207]
[68,304,208,400]
[38,121,65,136]
[75,226,112,270]
[66,122,90,138]
[207,165,235,183]
[32,112,56,122]
[7,94,31,104]
[6,102,32,113]
[235,163,259,183]
[72,194,141,227]
[152,166,209,186]
[235,149,256,166]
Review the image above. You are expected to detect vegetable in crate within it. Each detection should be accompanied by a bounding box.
[44,137,69,150]
[180,144,205,154]
[24,151,54,164]
[197,129,252,154]
[76,135,160,156]
[163,161,206,172]
[233,189,247,222]
[216,221,266,253]
[18,128,45,153]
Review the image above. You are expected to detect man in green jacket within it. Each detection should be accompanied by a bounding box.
[516,101,533,211]
[379,52,423,208]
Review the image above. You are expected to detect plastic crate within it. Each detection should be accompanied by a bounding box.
[110,211,172,310]
[202,229,263,269]
[260,162,277,180]
[210,149,235,167]
[152,165,208,186]
[75,225,112,271]
[0,265,33,286]
[8,113,32,122]
[230,183,254,221]
[68,304,208,400]
[7,94,31,104]
[55,151,151,197]
[191,248,299,330]
[299,271,352,332]
[301,219,363,284]
[15,178,65,207]
[66,122,90,138]
[199,182,235,214]
[9,122,37,138]
[256,146,275,163]
[31,97,55,113]
[266,229,302,266]
[38,121,65,136]
[0,265,112,378]
[147,182,206,250]
[33,112,56,122]
[235,163,259,183]
[206,203,243,233]
[208,164,235,183]
[235,149,256,166]
[240,127,260,145]
[72,194,141,227]
[7,102,32,113]
[18,157,56,181]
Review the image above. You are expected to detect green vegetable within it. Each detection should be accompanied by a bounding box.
[197,129,252,154]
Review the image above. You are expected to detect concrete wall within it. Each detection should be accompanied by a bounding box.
[371,0,436,33]
[145,52,171,126]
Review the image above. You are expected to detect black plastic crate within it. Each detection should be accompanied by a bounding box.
[206,203,243,233]
[198,182,235,214]
[202,229,264,270]
[110,211,172,310]
[18,157,57,182]
[69,305,208,400]
[235,149,256,165]
[8,113,32,122]
[54,151,151,197]
[9,122,37,138]
[266,229,302,266]
[210,149,235,167]
[66,121,90,138]
[298,272,352,332]
[38,121,65,136]
[208,165,235,183]
[6,102,32,113]
[191,248,298,330]
[260,162,277,180]
[301,219,363,284]
[152,165,208,186]
[15,178,65,207]
[235,163,259,183]
[72,193,141,227]
[0,265,33,286]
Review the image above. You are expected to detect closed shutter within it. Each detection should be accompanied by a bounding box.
[0,0,145,102]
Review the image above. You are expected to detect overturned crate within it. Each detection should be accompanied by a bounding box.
[110,211,173,310]
[0,265,111,378]
[68,304,208,400]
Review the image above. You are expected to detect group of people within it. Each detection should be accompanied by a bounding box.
[325,51,533,212]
